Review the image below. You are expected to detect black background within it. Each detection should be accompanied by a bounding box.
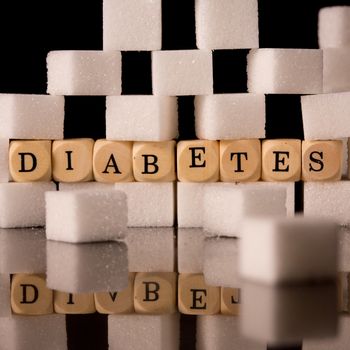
[0,0,349,349]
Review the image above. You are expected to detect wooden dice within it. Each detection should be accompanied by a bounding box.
[54,291,96,314]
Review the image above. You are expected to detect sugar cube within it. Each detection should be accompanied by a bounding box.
[177,182,205,228]
[47,51,121,96]
[0,182,56,228]
[247,49,323,94]
[242,282,338,344]
[203,238,240,288]
[239,217,338,284]
[0,94,64,139]
[304,181,350,225]
[318,6,350,48]
[106,96,178,141]
[46,189,127,242]
[194,94,265,140]
[302,92,350,140]
[203,183,288,237]
[195,0,259,50]
[304,315,350,350]
[103,0,161,51]
[59,182,113,192]
[338,227,350,271]
[0,228,46,273]
[46,240,128,293]
[196,315,264,350]
[0,274,11,317]
[0,315,67,349]
[177,228,205,273]
[115,182,175,227]
[126,228,175,272]
[323,48,350,93]
[152,50,213,96]
[108,314,179,350]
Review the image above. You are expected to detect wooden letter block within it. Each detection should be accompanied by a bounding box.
[54,291,96,314]
[94,273,135,314]
[177,140,219,182]
[221,287,240,315]
[52,138,94,182]
[134,272,177,314]
[178,274,220,315]
[302,140,342,181]
[133,141,176,182]
[9,140,52,182]
[93,140,134,183]
[11,274,53,315]
[220,139,261,182]
[262,139,301,181]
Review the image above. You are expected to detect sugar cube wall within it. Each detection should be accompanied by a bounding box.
[240,217,338,284]
[194,94,265,140]
[302,92,350,140]
[195,0,259,50]
[0,182,56,228]
[103,0,161,51]
[47,51,121,96]
[45,189,127,242]
[247,49,323,94]
[0,94,64,139]
[152,50,213,96]
[108,314,180,350]
[46,240,128,293]
[106,96,178,141]
[0,274,11,317]
[318,6,350,48]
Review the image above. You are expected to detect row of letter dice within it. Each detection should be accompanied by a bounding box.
[6,138,346,183]
[9,273,239,316]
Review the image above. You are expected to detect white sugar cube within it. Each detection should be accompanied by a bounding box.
[46,240,128,293]
[106,96,178,141]
[203,238,240,288]
[0,228,46,273]
[304,181,350,225]
[108,314,179,350]
[0,94,64,139]
[114,182,175,227]
[126,228,175,272]
[239,217,338,284]
[0,274,11,317]
[203,183,288,237]
[0,139,9,182]
[195,0,259,50]
[242,282,338,344]
[196,315,264,350]
[152,50,213,96]
[247,49,323,94]
[302,92,350,140]
[103,0,161,51]
[304,315,350,350]
[177,182,205,228]
[195,94,265,140]
[318,6,350,48]
[47,51,121,96]
[323,48,350,93]
[59,182,113,191]
[0,315,67,349]
[0,182,56,228]
[177,228,205,273]
[46,190,127,243]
